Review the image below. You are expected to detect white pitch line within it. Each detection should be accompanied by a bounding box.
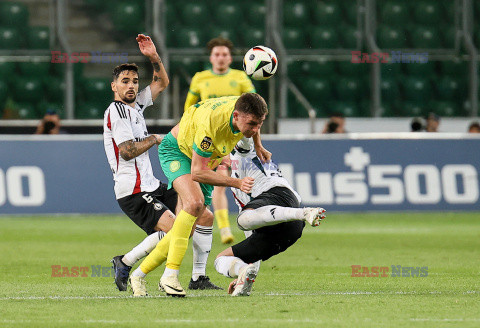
[0,290,476,301]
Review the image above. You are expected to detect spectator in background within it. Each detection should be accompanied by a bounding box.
[410,117,424,132]
[35,110,62,134]
[468,121,480,133]
[322,112,346,134]
[425,113,440,132]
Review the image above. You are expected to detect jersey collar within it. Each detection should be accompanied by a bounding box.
[230,111,240,134]
[210,68,230,76]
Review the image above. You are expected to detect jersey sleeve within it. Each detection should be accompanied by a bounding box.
[239,72,256,93]
[135,86,154,113]
[192,125,215,158]
[184,73,200,111]
[109,104,134,145]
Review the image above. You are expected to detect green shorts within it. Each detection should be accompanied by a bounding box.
[158,132,214,206]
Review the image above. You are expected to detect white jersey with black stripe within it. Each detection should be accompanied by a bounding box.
[230,141,301,211]
[103,86,160,199]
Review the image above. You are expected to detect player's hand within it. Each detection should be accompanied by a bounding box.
[136,34,157,59]
[255,145,272,163]
[239,177,254,193]
[151,134,162,145]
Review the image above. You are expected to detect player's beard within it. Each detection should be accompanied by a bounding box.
[122,91,136,104]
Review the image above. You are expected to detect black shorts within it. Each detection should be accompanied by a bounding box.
[117,182,178,235]
[231,187,305,263]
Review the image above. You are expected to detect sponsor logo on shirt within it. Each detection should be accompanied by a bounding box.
[170,160,181,173]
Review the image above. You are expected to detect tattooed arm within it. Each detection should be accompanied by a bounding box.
[118,134,162,161]
[136,34,169,101]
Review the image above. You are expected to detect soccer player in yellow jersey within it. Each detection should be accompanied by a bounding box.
[130,93,271,297]
[185,37,256,245]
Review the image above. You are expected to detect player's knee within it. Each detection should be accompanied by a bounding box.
[196,208,214,226]
[236,210,254,231]
[183,198,205,216]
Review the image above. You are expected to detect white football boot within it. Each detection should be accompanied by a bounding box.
[231,264,257,297]
[303,207,326,227]
[159,274,186,297]
[129,276,147,297]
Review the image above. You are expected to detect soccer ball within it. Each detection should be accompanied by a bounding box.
[243,46,278,80]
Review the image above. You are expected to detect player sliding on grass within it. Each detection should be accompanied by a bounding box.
[214,137,326,296]
[129,93,271,297]
[103,34,220,294]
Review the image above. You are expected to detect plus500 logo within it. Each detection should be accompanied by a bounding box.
[279,147,478,206]
[0,166,46,207]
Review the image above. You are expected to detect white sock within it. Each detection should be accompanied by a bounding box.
[131,267,147,278]
[214,256,247,278]
[162,267,179,278]
[122,231,165,267]
[191,225,213,281]
[237,206,304,230]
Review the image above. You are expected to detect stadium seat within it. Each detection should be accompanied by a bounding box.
[241,27,265,48]
[402,77,432,103]
[379,1,408,26]
[413,1,441,25]
[180,2,209,27]
[377,26,407,48]
[45,77,65,103]
[444,26,458,49]
[302,78,333,103]
[337,61,368,76]
[165,3,178,29]
[170,57,203,77]
[18,60,50,78]
[310,27,339,49]
[282,27,305,48]
[381,62,402,79]
[0,80,8,109]
[336,77,362,101]
[0,2,28,28]
[214,3,242,27]
[287,91,309,118]
[0,60,16,81]
[176,27,205,48]
[431,101,459,117]
[411,26,441,48]
[340,25,359,49]
[83,78,111,104]
[342,0,358,25]
[312,1,341,26]
[246,2,266,27]
[76,102,104,119]
[284,1,309,27]
[111,1,143,34]
[0,27,22,49]
[12,77,43,103]
[209,27,237,45]
[27,26,50,49]
[14,102,40,119]
[381,77,401,100]
[38,101,65,118]
[434,77,461,102]
[404,62,434,77]
[307,59,335,76]
[330,101,360,117]
[401,102,427,117]
[439,60,467,77]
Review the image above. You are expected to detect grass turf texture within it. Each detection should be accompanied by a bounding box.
[0,213,479,327]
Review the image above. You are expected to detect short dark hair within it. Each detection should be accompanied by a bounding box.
[234,93,268,118]
[112,63,139,81]
[468,121,480,131]
[207,37,234,54]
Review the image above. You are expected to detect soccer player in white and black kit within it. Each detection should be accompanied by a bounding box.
[214,138,326,296]
[104,34,219,295]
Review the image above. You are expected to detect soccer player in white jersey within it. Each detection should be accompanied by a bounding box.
[103,34,220,295]
[214,138,326,296]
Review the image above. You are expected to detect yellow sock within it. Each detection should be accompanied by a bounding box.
[165,210,197,270]
[139,231,172,274]
[215,209,230,230]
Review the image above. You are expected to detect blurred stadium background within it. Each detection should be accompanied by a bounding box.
[0,0,479,133]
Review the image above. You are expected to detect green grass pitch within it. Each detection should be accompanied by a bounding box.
[0,212,479,327]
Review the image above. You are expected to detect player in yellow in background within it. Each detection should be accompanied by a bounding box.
[129,93,271,297]
[184,37,256,245]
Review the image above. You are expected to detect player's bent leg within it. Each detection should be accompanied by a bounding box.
[237,206,327,230]
[189,209,222,290]
[213,170,234,244]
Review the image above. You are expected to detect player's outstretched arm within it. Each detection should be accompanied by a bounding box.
[191,152,254,193]
[252,131,271,163]
[136,34,169,101]
[118,134,162,161]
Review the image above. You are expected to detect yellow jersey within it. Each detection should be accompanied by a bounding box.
[184,69,255,110]
[177,96,244,169]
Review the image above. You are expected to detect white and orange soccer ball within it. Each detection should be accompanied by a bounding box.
[243,45,278,80]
